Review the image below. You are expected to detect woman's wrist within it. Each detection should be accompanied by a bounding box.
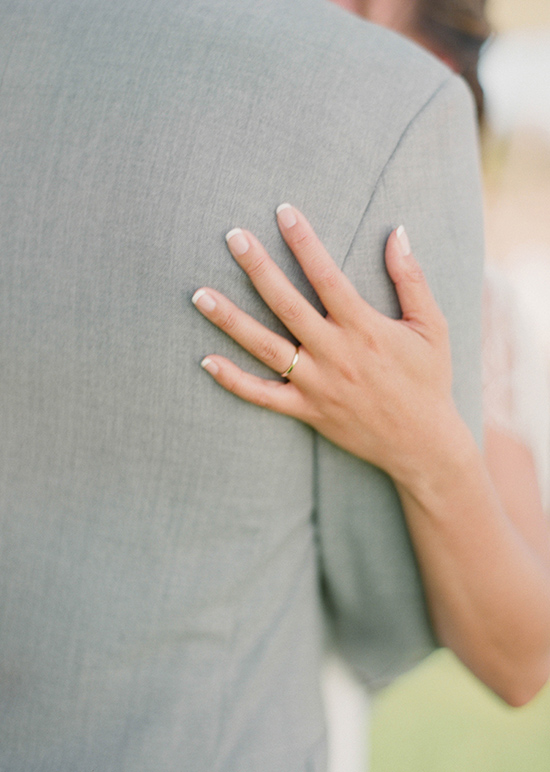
[392,403,482,512]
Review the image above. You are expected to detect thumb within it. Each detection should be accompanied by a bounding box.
[385,226,440,326]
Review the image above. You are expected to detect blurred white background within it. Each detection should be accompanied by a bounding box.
[482,0,550,359]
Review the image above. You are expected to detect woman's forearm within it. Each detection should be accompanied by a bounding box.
[396,414,550,706]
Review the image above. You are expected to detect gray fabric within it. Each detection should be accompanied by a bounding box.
[0,0,484,769]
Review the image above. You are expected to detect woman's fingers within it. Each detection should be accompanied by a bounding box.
[199,354,305,417]
[225,227,326,351]
[384,226,446,333]
[275,204,369,324]
[192,287,301,376]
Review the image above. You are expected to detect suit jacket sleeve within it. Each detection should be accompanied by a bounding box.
[316,73,485,690]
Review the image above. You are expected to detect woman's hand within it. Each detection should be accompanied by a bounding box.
[192,203,462,488]
[192,205,550,706]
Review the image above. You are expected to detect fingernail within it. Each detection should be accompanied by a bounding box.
[201,357,219,375]
[396,225,411,257]
[276,203,297,229]
[226,228,250,256]
[192,289,217,313]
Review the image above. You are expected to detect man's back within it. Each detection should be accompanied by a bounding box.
[0,1,484,769]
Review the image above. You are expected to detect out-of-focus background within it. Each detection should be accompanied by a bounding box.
[370,1,550,770]
[483,0,550,356]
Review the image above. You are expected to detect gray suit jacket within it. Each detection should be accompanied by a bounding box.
[0,0,484,769]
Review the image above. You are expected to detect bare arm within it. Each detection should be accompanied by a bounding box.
[396,424,550,707]
[485,426,550,572]
[192,205,550,705]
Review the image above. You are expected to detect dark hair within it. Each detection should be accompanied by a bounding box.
[415,0,491,122]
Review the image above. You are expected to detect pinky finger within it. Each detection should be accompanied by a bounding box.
[200,355,304,417]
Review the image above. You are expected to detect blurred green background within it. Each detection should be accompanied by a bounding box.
[371,649,550,771]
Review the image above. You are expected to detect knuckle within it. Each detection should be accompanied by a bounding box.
[315,267,340,291]
[275,296,303,323]
[256,338,281,365]
[358,326,379,352]
[337,359,359,384]
[225,372,242,395]
[245,253,269,280]
[404,263,426,285]
[292,228,315,250]
[219,307,239,333]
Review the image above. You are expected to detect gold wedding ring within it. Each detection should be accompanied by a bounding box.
[280,346,300,378]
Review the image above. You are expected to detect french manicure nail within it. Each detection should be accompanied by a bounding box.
[192,289,217,313]
[396,225,411,257]
[276,203,297,229]
[201,357,219,375]
[225,228,250,256]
